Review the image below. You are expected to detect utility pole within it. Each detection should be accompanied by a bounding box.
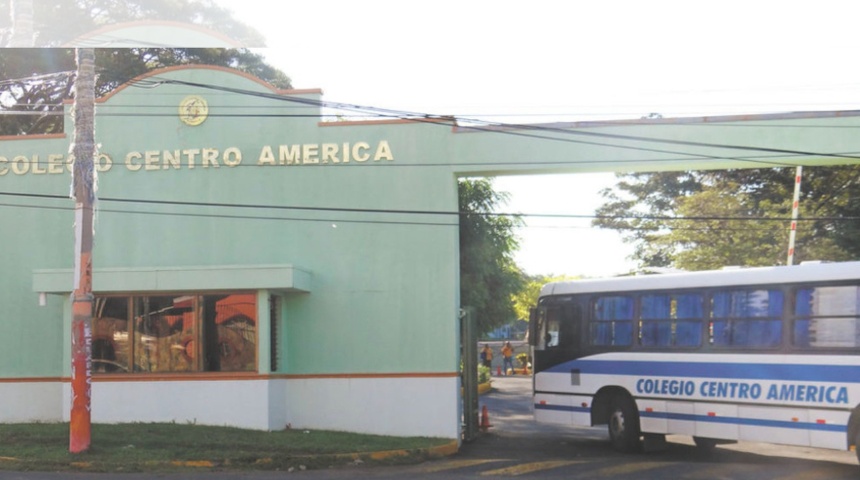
[786,166,803,266]
[69,48,96,454]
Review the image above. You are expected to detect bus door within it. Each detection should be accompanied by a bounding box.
[529,303,582,373]
[531,303,584,425]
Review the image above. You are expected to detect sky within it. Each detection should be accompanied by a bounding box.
[211,0,860,278]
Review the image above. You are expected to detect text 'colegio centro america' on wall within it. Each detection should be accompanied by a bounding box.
[0,140,395,176]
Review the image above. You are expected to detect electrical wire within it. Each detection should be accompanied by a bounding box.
[130,76,860,168]
[0,190,856,224]
[2,77,860,229]
[4,76,860,169]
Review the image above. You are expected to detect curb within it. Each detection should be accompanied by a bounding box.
[165,439,460,469]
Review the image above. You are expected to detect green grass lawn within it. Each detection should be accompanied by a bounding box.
[0,422,454,473]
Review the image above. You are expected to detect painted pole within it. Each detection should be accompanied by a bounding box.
[786,166,803,266]
[69,47,96,454]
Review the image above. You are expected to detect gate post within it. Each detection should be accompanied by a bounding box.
[460,307,479,441]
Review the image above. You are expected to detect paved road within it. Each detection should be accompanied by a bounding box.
[2,375,858,479]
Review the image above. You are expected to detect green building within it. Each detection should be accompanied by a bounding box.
[2,65,859,441]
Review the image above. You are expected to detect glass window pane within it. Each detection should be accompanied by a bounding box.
[134,295,198,373]
[203,293,257,372]
[93,297,130,373]
[640,320,671,346]
[592,296,632,346]
[800,286,860,316]
[641,295,670,320]
[807,317,860,348]
[675,320,701,346]
[676,294,703,319]
[595,296,633,321]
[793,286,860,348]
[711,289,782,348]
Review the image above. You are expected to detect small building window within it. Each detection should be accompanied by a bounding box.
[93,293,257,374]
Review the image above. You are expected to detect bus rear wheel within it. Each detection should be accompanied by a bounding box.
[608,396,641,453]
[855,430,860,464]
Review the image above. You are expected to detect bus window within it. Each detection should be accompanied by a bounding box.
[545,308,561,348]
[794,285,860,348]
[591,296,633,346]
[711,289,783,347]
[530,307,547,350]
[640,293,703,347]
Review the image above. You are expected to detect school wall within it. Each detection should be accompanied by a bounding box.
[0,66,461,438]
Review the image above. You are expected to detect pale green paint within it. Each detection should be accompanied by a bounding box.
[256,289,271,375]
[32,264,311,294]
[449,113,860,177]
[3,66,859,378]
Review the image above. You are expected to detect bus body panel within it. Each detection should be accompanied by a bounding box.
[533,351,860,450]
[738,406,810,446]
[667,401,695,435]
[809,409,851,450]
[532,262,860,458]
[694,402,738,440]
[639,399,668,433]
[533,393,574,425]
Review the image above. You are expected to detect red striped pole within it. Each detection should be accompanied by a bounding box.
[786,166,802,266]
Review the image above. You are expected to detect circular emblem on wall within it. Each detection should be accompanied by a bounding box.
[178,95,209,126]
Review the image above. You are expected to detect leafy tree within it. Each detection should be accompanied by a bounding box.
[0,48,292,135]
[593,166,860,270]
[0,0,264,47]
[459,178,524,334]
[511,274,578,322]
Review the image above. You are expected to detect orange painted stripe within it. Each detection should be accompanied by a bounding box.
[273,372,460,380]
[48,372,460,383]
[0,377,64,383]
[89,373,262,382]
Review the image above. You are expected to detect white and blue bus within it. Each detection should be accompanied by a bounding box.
[529,261,860,461]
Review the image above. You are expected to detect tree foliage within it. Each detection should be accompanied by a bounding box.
[0,0,264,47]
[0,48,292,136]
[511,274,578,322]
[0,0,290,136]
[593,166,860,270]
[459,178,524,334]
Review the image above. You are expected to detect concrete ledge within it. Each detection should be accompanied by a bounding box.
[33,264,312,294]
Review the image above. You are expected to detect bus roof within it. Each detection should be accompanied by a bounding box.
[540,261,860,297]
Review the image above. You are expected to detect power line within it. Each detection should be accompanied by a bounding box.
[118,77,860,169]
[3,75,860,169]
[0,190,857,224]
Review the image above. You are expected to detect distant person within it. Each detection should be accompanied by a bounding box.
[501,341,515,375]
[480,344,493,370]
